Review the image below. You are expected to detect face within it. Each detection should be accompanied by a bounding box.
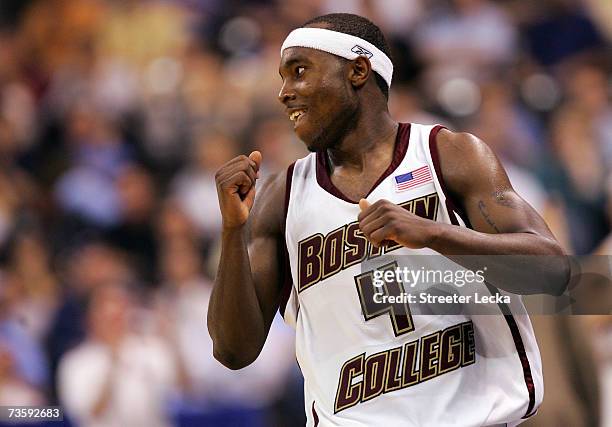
[278,46,359,151]
[88,285,132,344]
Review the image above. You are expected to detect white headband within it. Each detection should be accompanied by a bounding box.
[281,27,393,88]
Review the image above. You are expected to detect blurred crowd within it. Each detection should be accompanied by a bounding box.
[0,0,610,426]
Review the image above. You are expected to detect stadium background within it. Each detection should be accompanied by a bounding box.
[0,0,610,426]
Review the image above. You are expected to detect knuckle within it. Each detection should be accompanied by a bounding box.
[219,178,232,189]
[239,171,253,183]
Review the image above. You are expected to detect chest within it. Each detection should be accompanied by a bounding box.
[328,166,389,202]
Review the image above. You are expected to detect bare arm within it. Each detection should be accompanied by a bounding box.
[207,152,287,369]
[358,129,569,295]
[430,129,563,255]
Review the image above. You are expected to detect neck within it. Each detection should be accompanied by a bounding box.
[326,109,397,171]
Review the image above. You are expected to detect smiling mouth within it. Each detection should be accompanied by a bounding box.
[289,110,306,122]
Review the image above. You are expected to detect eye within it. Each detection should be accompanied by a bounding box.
[295,66,305,77]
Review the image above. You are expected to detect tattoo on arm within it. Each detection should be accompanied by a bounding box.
[478,200,500,233]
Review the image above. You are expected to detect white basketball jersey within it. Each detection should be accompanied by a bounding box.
[280,123,543,427]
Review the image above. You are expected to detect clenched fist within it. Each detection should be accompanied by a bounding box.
[358,198,438,249]
[215,151,262,229]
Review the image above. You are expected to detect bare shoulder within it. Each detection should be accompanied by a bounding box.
[434,128,510,197]
[436,128,492,158]
[248,168,288,238]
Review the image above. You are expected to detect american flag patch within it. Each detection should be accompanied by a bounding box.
[394,165,432,192]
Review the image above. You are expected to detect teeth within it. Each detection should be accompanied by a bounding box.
[290,110,305,121]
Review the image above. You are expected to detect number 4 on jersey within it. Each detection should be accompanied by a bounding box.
[355,261,415,336]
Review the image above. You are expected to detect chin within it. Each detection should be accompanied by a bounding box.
[297,125,332,152]
[301,136,329,153]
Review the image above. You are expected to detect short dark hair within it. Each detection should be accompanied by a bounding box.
[303,13,392,99]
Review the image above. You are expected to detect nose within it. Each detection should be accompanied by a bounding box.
[278,81,296,105]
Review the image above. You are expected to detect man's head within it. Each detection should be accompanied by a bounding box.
[88,283,133,346]
[278,13,393,151]
[301,14,393,99]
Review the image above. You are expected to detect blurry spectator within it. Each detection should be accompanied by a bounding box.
[97,0,193,68]
[46,242,133,402]
[156,240,208,397]
[141,90,191,175]
[0,343,45,406]
[17,0,106,81]
[0,117,40,248]
[0,273,50,391]
[58,283,178,427]
[544,62,610,254]
[389,84,446,126]
[96,0,196,175]
[156,199,199,247]
[1,81,37,150]
[5,231,59,342]
[366,0,425,38]
[561,60,612,168]
[252,118,306,175]
[172,129,239,241]
[524,316,601,427]
[520,0,605,67]
[469,79,542,168]
[54,103,132,229]
[414,0,517,95]
[181,50,224,124]
[156,238,296,425]
[275,0,323,28]
[108,165,159,285]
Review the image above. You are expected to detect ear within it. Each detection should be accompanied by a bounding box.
[348,56,371,89]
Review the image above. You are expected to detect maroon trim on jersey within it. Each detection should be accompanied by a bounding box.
[506,314,536,418]
[315,123,411,204]
[428,125,471,228]
[279,162,296,318]
[312,401,320,426]
[484,283,537,419]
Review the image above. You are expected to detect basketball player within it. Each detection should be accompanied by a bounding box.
[209,13,568,426]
